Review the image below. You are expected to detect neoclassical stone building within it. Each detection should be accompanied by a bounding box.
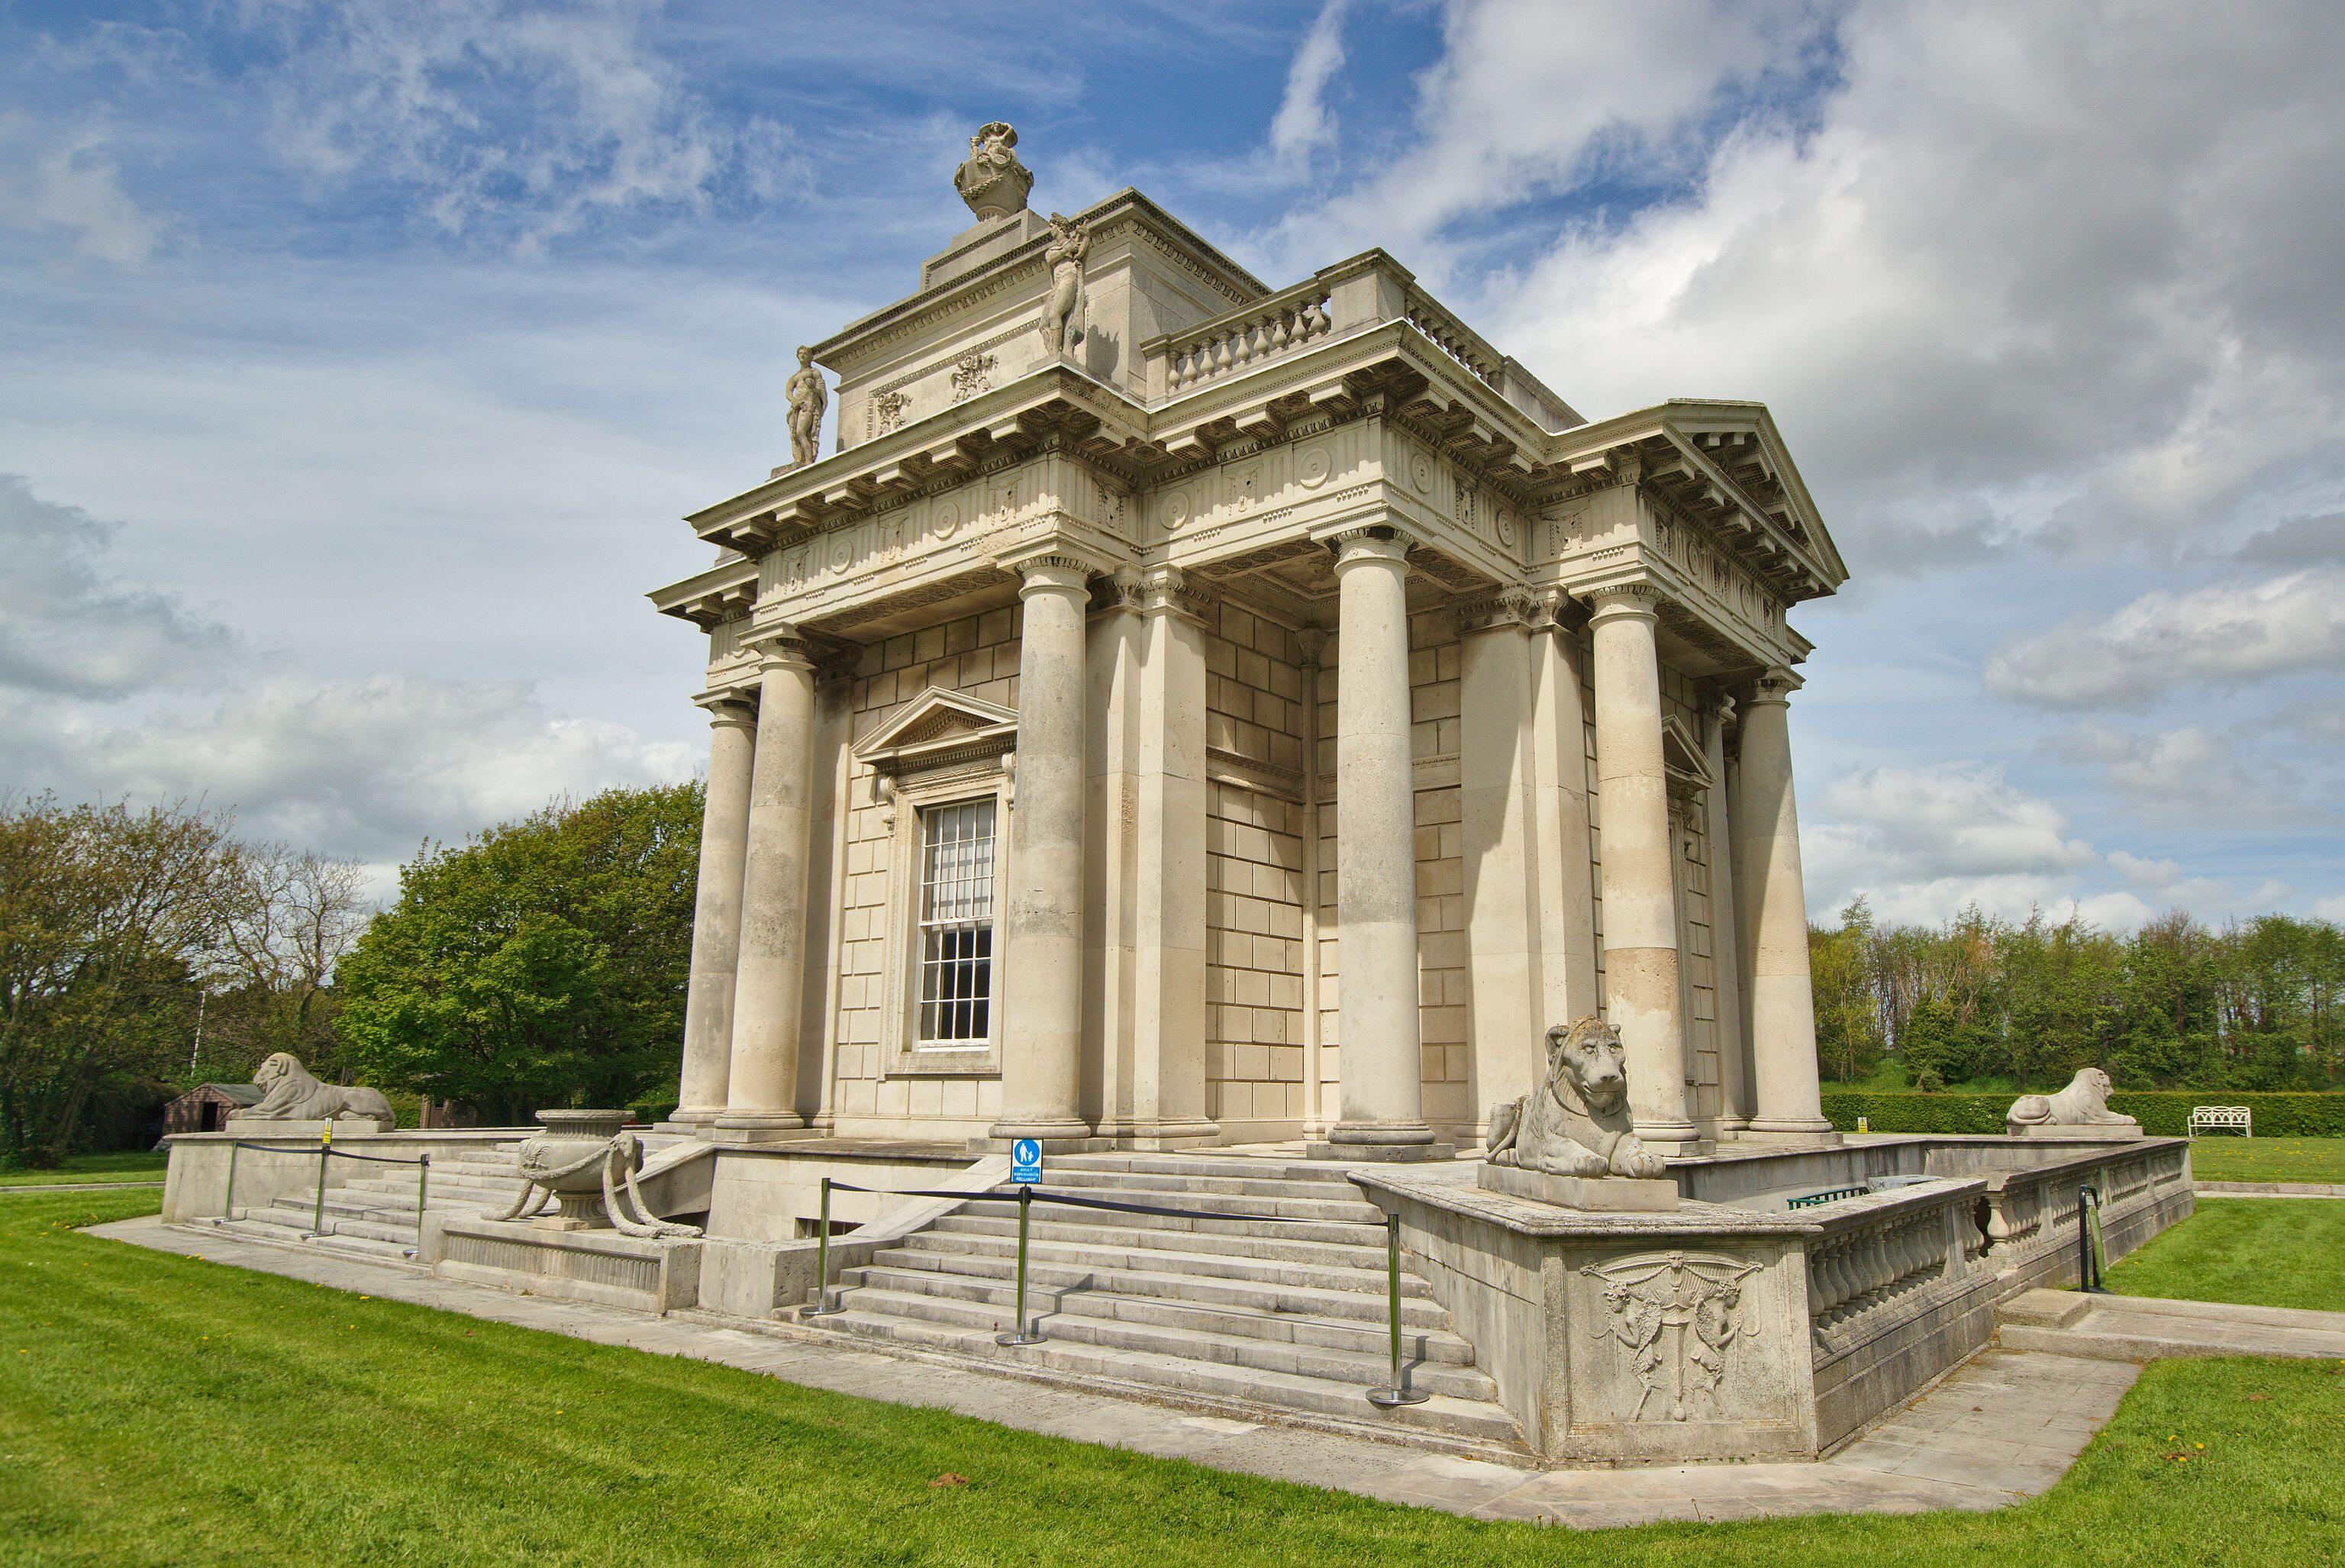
[654,131,1846,1157]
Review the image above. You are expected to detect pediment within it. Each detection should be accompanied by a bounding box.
[854,687,1018,776]
[1661,716,1714,798]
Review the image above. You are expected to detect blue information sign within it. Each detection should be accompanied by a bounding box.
[1010,1137,1043,1186]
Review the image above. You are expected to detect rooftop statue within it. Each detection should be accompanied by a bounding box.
[953,121,1033,221]
[785,345,827,470]
[1041,211,1089,360]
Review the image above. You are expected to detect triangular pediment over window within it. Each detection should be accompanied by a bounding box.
[1661,715,1714,799]
[854,687,1018,776]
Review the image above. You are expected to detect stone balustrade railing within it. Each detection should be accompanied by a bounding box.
[1159,280,1335,395]
[1804,1181,1987,1355]
[1974,1138,2192,1282]
[1401,286,1505,390]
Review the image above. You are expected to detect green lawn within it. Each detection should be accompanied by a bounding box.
[0,1152,166,1188]
[0,1192,2338,1564]
[2186,1137,2345,1185]
[2103,1197,2345,1314]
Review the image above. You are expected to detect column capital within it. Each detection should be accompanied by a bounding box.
[743,624,818,672]
[1453,587,1540,637]
[1583,581,1667,626]
[1140,564,1217,624]
[1743,666,1802,707]
[1294,624,1330,668]
[693,692,759,729]
[1324,526,1412,576]
[1010,554,1095,598]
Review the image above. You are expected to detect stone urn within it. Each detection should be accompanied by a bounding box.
[511,1109,630,1229]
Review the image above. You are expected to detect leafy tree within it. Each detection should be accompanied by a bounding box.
[0,797,230,1166]
[334,785,701,1122]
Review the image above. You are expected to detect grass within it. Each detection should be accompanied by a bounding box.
[0,1152,166,1188]
[2103,1197,2345,1314]
[2186,1137,2345,1185]
[0,1193,2339,1564]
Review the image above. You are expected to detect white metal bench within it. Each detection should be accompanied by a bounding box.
[2189,1105,2252,1137]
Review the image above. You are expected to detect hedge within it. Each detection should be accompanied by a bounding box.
[1820,1091,2345,1138]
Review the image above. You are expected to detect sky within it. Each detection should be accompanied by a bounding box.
[2,0,2340,929]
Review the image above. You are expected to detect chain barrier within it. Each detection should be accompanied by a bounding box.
[809,1176,1425,1407]
[217,1137,432,1237]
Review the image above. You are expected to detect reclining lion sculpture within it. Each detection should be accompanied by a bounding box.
[1486,1015,1667,1179]
[242,1052,395,1130]
[2006,1066,2140,1137]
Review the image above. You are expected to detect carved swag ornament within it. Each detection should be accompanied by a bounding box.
[1583,1251,1760,1421]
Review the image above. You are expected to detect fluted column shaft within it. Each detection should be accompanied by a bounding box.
[1732,670,1833,1135]
[721,643,818,1129]
[990,559,1094,1147]
[1589,587,1698,1147]
[675,699,756,1121]
[1327,531,1433,1150]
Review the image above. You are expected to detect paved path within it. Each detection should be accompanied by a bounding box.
[1,1180,165,1195]
[2196,1182,2345,1199]
[92,1215,2145,1528]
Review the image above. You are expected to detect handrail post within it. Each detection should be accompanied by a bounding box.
[311,1131,331,1235]
[805,1176,843,1317]
[417,1153,431,1219]
[1367,1210,1427,1408]
[222,1140,240,1222]
[2079,1184,2108,1293]
[996,1185,1043,1346]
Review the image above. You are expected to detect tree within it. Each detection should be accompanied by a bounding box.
[0,797,232,1166]
[334,784,701,1122]
[202,841,369,1081]
[1810,899,1887,1082]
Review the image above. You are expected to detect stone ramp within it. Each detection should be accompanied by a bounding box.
[1997,1288,2345,1362]
[802,1152,1526,1453]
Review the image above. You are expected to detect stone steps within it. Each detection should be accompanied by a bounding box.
[836,1286,1494,1397]
[1997,1288,2345,1363]
[814,1307,1521,1447]
[808,1155,1522,1450]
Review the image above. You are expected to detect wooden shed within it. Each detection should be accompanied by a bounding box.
[162,1082,263,1136]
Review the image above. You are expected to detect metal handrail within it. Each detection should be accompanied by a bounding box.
[216,1134,431,1237]
[808,1176,1426,1407]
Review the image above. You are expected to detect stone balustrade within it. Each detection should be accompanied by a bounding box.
[1402,287,1505,389]
[1160,282,1334,395]
[1802,1180,1987,1354]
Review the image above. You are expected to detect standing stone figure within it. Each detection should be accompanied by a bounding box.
[785,346,827,469]
[1041,212,1089,360]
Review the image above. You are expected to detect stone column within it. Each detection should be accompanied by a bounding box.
[1527,597,1601,1025]
[1458,591,1544,1138]
[1322,529,1434,1153]
[718,637,817,1134]
[673,697,757,1124]
[1126,567,1217,1147]
[990,556,1095,1148]
[1731,669,1834,1137]
[1703,692,1751,1132]
[1589,585,1698,1149]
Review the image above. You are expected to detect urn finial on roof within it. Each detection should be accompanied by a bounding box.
[954,121,1033,221]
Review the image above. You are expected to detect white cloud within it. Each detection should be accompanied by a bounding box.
[1804,762,2101,924]
[1988,569,2345,708]
[247,0,746,251]
[0,111,160,263]
[2052,723,2311,824]
[1266,0,1351,174]
[2316,895,2345,922]
[0,475,239,697]
[2107,850,2179,889]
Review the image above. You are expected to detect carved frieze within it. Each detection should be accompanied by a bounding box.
[1582,1251,1761,1422]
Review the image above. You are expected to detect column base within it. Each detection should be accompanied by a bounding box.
[1088,1117,1223,1150]
[1309,1122,1455,1163]
[983,1116,1097,1153]
[1633,1117,1703,1155]
[707,1111,809,1144]
[1739,1118,1841,1146]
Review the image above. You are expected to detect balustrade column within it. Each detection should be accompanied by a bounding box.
[1589,585,1698,1150]
[989,557,1095,1148]
[1731,669,1834,1137]
[718,637,818,1133]
[674,697,757,1122]
[1323,528,1434,1153]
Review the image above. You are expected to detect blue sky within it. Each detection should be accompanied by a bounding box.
[3,0,2340,928]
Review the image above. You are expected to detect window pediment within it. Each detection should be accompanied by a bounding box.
[855,687,1018,778]
[1661,715,1714,800]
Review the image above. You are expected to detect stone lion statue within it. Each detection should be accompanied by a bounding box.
[2007,1066,2140,1136]
[244,1053,395,1129]
[1486,1016,1667,1179]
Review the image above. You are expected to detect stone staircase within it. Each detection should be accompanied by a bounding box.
[803,1153,1524,1452]
[213,1143,533,1264]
